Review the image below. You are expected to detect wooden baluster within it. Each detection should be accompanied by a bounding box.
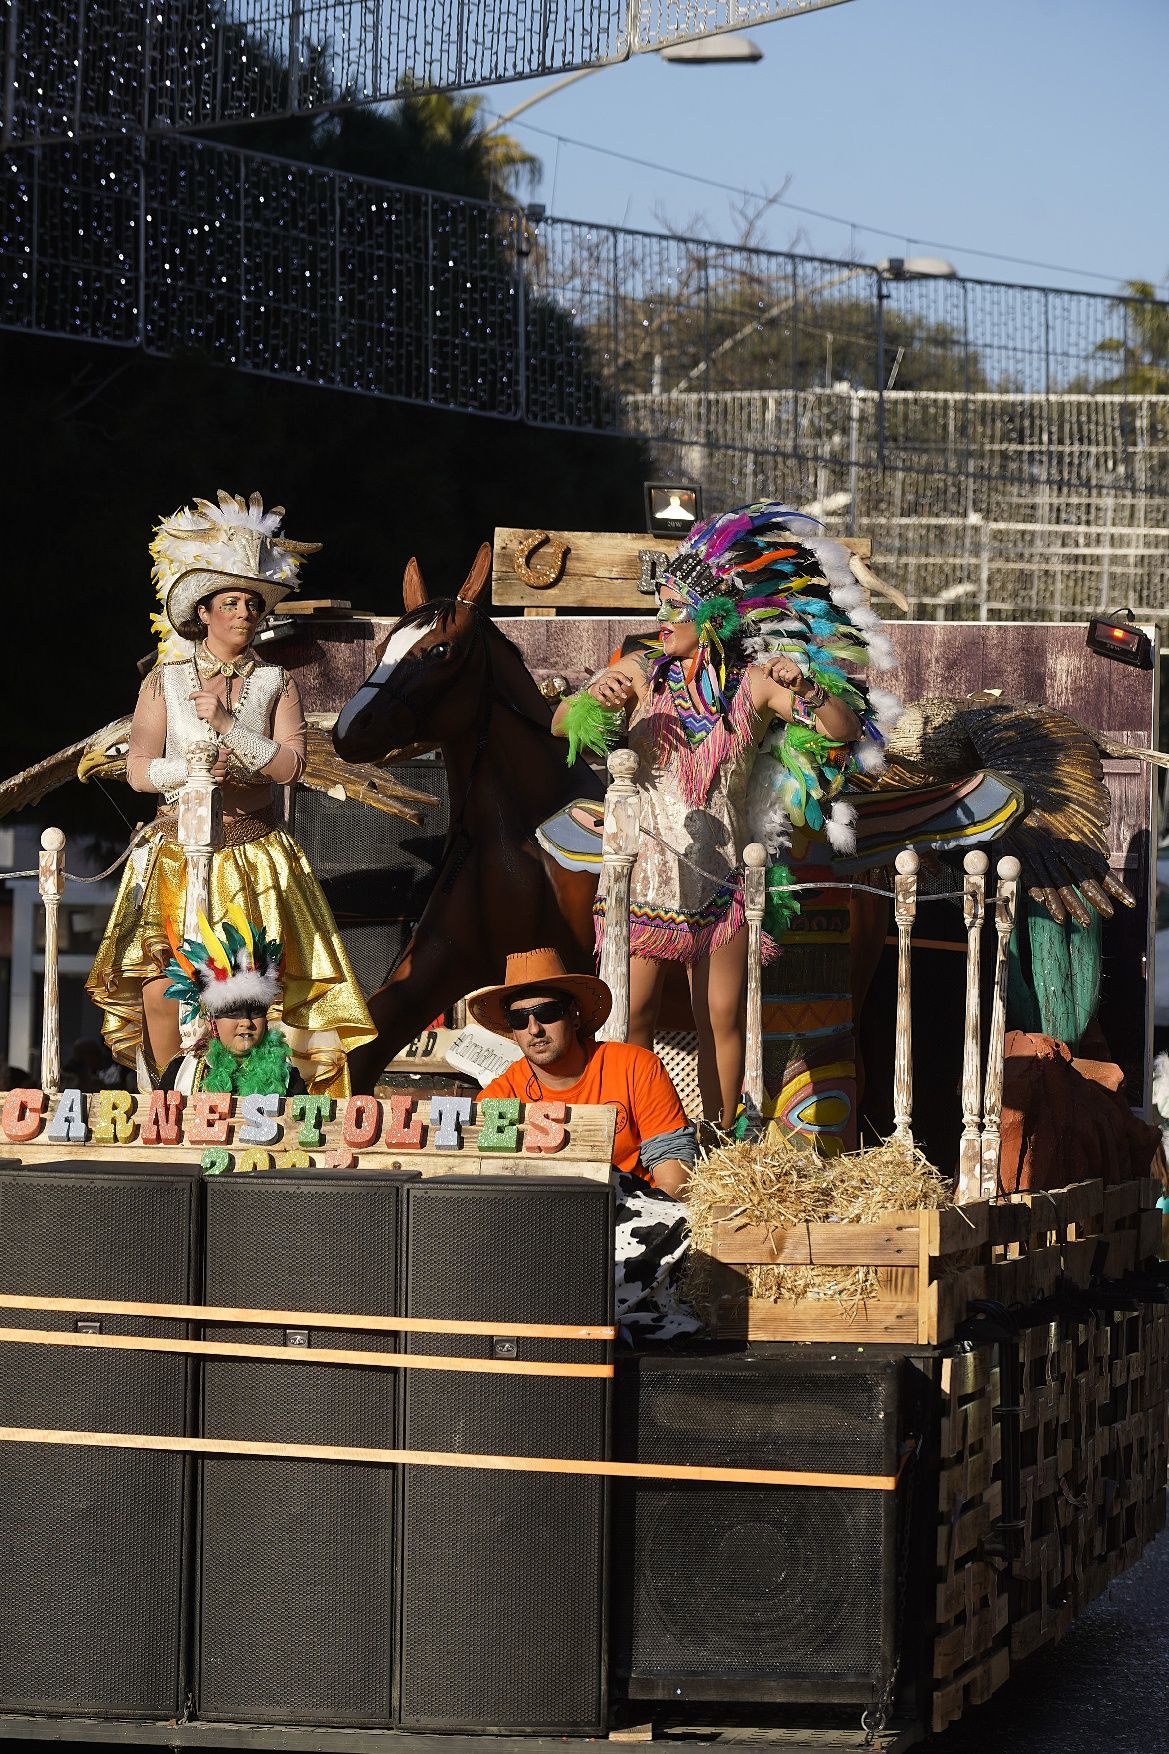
[177,742,224,1049]
[38,827,66,1097]
[742,843,769,1115]
[980,855,1021,1199]
[957,849,989,1203]
[892,848,920,1147]
[596,748,641,1045]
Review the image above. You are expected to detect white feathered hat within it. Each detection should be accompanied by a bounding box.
[150,490,321,648]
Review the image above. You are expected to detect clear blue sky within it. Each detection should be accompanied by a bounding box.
[475,0,1167,296]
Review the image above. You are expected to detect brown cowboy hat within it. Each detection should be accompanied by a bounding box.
[467,949,612,1038]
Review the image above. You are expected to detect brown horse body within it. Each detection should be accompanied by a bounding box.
[333,546,603,1092]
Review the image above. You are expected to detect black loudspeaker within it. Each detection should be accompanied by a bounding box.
[398,1179,614,1734]
[198,1175,407,1726]
[291,758,450,993]
[0,1165,201,1718]
[613,1351,903,1705]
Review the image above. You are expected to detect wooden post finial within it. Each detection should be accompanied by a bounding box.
[892,846,919,1148]
[742,843,768,1115]
[956,848,989,1204]
[177,746,224,1049]
[38,827,67,1098]
[980,855,1022,1199]
[596,749,641,1045]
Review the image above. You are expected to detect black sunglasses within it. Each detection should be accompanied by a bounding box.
[504,995,574,1031]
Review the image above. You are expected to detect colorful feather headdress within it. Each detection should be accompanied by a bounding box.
[163,906,285,1022]
[649,500,903,856]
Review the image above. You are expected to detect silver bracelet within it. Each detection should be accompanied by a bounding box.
[220,722,279,773]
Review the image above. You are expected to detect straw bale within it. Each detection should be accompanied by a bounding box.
[685,1128,953,1317]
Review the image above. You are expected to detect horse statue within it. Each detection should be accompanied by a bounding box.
[332,545,604,1092]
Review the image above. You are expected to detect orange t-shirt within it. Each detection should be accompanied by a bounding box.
[480,1040,688,1179]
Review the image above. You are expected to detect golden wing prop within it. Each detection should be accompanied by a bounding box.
[866,696,1135,926]
[1,717,437,827]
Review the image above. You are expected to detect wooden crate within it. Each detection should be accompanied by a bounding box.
[704,1176,1163,1345]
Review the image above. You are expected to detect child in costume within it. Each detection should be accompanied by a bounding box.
[85,492,374,1095]
[158,908,308,1098]
[552,500,899,1127]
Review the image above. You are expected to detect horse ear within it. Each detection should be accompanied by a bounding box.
[456,542,492,606]
[402,557,429,612]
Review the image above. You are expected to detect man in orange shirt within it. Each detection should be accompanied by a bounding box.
[470,949,695,1194]
[470,949,699,1340]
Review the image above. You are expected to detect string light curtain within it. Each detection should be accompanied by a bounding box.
[0,0,852,144]
[2,127,1166,624]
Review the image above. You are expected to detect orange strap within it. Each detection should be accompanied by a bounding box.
[0,1293,614,1344]
[0,1326,612,1380]
[0,1424,901,1490]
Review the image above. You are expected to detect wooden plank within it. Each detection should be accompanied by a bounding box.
[938,1483,1003,1568]
[935,1557,1000,1622]
[492,527,871,611]
[928,1202,991,1254]
[708,1218,920,1267]
[929,1267,987,1347]
[940,1346,992,1401]
[1103,1181,1143,1227]
[932,1592,1009,1678]
[717,1297,921,1344]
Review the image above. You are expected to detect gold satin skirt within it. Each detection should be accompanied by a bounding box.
[86,827,376,1097]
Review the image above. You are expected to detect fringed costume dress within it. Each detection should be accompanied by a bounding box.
[86,645,375,1095]
[595,661,782,966]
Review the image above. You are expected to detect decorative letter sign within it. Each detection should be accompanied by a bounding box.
[0,1090,613,1180]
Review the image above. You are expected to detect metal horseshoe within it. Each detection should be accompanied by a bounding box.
[512,531,570,590]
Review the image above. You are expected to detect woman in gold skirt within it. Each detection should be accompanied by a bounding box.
[86,491,375,1095]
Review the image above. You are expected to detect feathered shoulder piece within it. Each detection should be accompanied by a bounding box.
[656,500,903,857]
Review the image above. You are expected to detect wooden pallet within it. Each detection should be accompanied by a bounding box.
[931,1347,1011,1734]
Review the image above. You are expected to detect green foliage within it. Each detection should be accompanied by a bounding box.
[1088,280,1169,394]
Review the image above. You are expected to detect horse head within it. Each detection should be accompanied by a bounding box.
[333,544,494,761]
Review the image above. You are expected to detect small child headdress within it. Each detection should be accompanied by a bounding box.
[163,906,285,1023]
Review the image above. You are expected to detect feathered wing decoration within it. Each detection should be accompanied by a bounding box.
[853,694,1140,925]
[661,502,901,858]
[0,716,441,825]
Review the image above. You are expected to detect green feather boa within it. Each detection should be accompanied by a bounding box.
[203,1030,295,1096]
[560,690,624,766]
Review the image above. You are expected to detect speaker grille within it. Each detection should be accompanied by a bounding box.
[0,1167,199,1718]
[199,1177,401,1726]
[399,1181,613,1734]
[613,1354,901,1702]
[291,760,449,992]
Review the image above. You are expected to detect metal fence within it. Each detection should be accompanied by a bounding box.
[0,0,851,143]
[2,128,1167,623]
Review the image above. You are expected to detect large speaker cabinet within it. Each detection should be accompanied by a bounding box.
[0,1165,201,1718]
[198,1174,407,1726]
[398,1178,614,1735]
[612,1350,904,1706]
[290,758,450,994]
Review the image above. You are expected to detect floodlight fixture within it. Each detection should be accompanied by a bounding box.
[1086,610,1154,670]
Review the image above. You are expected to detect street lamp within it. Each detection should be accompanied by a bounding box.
[481,35,765,135]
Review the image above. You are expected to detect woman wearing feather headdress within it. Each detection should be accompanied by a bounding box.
[552,500,900,1127]
[85,492,375,1095]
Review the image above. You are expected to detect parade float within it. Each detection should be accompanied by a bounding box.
[0,514,1164,1753]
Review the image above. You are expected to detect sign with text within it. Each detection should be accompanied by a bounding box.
[0,1088,617,1180]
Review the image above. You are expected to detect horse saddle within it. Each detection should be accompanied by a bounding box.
[536,771,1022,877]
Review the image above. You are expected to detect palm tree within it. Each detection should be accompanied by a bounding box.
[1094,279,1169,394]
[310,86,539,205]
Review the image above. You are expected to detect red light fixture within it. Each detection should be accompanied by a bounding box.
[1086,612,1154,670]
